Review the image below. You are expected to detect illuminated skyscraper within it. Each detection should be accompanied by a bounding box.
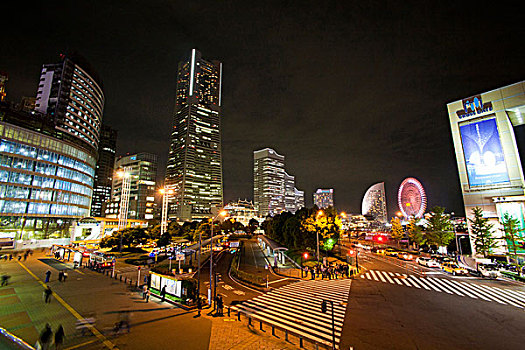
[313,189,334,209]
[90,124,117,217]
[165,49,223,221]
[35,53,104,152]
[253,148,303,216]
[361,182,387,223]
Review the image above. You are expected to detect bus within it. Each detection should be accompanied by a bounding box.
[89,251,115,269]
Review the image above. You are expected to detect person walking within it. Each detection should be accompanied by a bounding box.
[44,286,52,303]
[38,323,53,350]
[54,325,65,350]
[145,288,150,303]
[45,270,51,283]
[160,285,166,302]
[142,285,147,299]
[58,271,63,282]
[1,274,10,286]
[196,297,202,317]
[62,271,68,282]
[217,296,223,316]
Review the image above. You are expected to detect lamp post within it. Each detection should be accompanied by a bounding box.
[117,167,132,252]
[209,210,227,306]
[316,210,324,265]
[458,235,467,256]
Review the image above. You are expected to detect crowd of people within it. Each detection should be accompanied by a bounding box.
[303,263,355,280]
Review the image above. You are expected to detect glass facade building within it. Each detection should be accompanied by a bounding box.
[313,189,334,209]
[90,124,117,217]
[361,182,387,223]
[35,54,104,152]
[165,49,223,221]
[0,111,96,242]
[253,148,303,217]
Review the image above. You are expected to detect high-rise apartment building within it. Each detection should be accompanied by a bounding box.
[105,152,157,220]
[253,148,303,217]
[313,189,334,209]
[35,53,104,152]
[90,124,117,217]
[165,49,223,221]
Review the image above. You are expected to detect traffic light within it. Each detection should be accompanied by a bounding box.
[349,249,355,256]
[303,252,309,260]
[377,236,384,242]
[321,300,327,313]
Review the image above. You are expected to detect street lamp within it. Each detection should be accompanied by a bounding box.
[316,210,324,265]
[117,167,132,252]
[159,188,175,236]
[209,210,227,306]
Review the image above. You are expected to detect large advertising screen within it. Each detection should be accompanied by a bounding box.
[496,202,525,254]
[460,118,509,187]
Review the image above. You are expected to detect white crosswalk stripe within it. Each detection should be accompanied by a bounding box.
[362,270,525,309]
[231,279,352,349]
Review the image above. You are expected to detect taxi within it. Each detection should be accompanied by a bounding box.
[442,262,468,276]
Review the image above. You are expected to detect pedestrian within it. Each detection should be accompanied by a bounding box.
[45,270,51,283]
[44,286,52,303]
[161,285,166,302]
[38,323,53,350]
[54,325,65,350]
[58,271,63,282]
[217,296,223,316]
[62,271,68,282]
[145,288,150,302]
[118,312,130,333]
[196,297,202,317]
[1,274,10,286]
[142,285,147,299]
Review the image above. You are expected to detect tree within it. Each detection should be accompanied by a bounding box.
[247,218,259,234]
[301,207,341,251]
[407,218,425,248]
[425,207,454,248]
[501,212,523,276]
[469,207,497,257]
[390,217,404,244]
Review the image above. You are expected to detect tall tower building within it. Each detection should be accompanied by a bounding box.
[165,49,223,221]
[253,148,303,216]
[90,124,117,217]
[361,182,387,223]
[106,152,158,220]
[35,53,104,152]
[313,189,334,209]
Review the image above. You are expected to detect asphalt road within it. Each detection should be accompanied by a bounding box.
[339,250,525,350]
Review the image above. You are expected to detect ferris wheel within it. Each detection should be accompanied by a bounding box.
[398,177,427,218]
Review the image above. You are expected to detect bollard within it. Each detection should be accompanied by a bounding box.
[285,330,288,341]
[315,343,319,350]
[120,275,122,281]
[299,337,304,348]
[124,277,127,283]
[248,317,252,326]
[272,326,275,336]
[260,321,263,331]
[237,312,241,321]
[228,307,231,317]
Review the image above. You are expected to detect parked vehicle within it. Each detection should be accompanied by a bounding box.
[478,263,501,279]
[397,252,415,261]
[385,249,399,257]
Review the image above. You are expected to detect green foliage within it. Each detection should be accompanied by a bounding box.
[390,217,404,241]
[425,207,454,247]
[247,218,259,234]
[469,207,497,258]
[407,218,426,247]
[501,212,523,274]
[100,227,150,249]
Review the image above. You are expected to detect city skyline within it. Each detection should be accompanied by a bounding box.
[2,1,524,216]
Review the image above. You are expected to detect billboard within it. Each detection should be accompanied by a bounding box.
[460,118,509,187]
[496,202,525,254]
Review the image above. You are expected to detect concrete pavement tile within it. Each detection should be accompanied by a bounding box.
[0,311,31,328]
[11,323,39,346]
[0,295,20,305]
[0,287,16,295]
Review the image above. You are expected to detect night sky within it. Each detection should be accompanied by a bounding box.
[2,1,524,217]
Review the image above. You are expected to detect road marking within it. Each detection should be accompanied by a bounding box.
[268,277,290,284]
[64,339,98,350]
[369,270,379,281]
[233,290,245,295]
[222,284,233,290]
[17,261,117,349]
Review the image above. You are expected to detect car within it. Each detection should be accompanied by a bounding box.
[371,247,386,254]
[478,264,501,279]
[385,249,399,257]
[397,252,415,261]
[416,257,440,268]
[442,262,468,276]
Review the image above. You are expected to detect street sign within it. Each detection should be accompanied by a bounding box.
[176,253,185,261]
[229,241,239,248]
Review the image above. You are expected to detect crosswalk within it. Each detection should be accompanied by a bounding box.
[231,279,352,349]
[362,270,525,309]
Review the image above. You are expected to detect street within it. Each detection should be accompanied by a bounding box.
[339,250,525,350]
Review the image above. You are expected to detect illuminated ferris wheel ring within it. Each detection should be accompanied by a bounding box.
[398,177,427,218]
